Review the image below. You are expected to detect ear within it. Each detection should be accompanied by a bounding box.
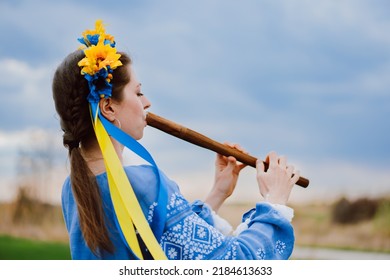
[99,98,116,122]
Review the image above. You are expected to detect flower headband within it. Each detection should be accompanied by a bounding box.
[77,20,123,102]
[76,20,167,260]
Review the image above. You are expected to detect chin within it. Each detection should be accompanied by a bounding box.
[125,126,144,140]
[134,130,144,140]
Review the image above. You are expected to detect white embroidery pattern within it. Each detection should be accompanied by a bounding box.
[256,248,266,260]
[160,192,291,260]
[147,202,158,223]
[161,192,233,260]
[161,213,225,260]
[221,240,238,260]
[275,240,286,255]
[166,192,188,219]
[166,242,180,259]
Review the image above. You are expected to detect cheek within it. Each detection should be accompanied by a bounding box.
[132,98,145,115]
[123,98,144,121]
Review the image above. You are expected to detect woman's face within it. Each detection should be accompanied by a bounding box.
[113,65,151,140]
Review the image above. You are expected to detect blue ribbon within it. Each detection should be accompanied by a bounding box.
[91,103,168,248]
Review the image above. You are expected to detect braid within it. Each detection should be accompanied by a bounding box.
[53,51,94,150]
[52,50,120,254]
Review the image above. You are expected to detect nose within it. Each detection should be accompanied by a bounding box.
[142,95,151,110]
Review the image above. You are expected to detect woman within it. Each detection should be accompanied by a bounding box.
[52,21,300,260]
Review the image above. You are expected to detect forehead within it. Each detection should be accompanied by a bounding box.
[127,65,140,86]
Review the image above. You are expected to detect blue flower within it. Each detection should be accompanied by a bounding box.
[78,34,100,47]
[84,67,113,102]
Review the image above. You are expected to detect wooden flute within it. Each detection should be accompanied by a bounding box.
[146,112,309,188]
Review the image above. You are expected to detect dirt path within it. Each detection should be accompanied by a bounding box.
[292,246,390,260]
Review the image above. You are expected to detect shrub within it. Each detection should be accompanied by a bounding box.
[332,197,379,224]
[374,199,390,236]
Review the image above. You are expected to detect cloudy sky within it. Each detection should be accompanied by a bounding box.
[0,0,389,204]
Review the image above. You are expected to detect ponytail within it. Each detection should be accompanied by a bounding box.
[69,147,113,254]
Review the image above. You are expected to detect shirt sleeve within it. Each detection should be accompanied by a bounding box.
[233,202,294,235]
[160,191,295,260]
[191,200,233,235]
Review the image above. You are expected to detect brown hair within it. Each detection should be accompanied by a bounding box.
[52,50,131,254]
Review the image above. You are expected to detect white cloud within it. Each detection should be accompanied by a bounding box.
[0,0,389,205]
[0,58,56,130]
[290,159,390,203]
[1,58,47,96]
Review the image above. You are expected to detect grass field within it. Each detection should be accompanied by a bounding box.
[0,195,389,259]
[0,235,70,260]
[218,200,390,253]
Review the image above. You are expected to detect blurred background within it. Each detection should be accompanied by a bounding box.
[0,0,389,259]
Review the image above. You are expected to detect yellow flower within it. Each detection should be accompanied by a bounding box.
[78,36,122,76]
[79,19,115,47]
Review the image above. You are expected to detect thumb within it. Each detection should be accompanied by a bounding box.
[256,159,265,174]
[225,156,237,172]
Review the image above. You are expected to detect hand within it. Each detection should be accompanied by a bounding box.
[256,151,300,205]
[204,143,247,212]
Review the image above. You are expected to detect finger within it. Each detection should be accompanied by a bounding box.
[227,156,237,164]
[286,164,294,178]
[223,141,240,150]
[236,162,247,172]
[215,153,224,163]
[233,143,248,154]
[223,141,233,147]
[256,159,265,173]
[231,144,248,168]
[224,142,248,155]
[224,156,238,172]
[267,151,278,169]
[226,155,246,173]
[279,156,287,169]
[291,169,300,184]
[215,153,229,170]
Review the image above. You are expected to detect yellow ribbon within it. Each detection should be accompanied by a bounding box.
[92,107,167,260]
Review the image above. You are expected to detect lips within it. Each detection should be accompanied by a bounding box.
[143,111,148,126]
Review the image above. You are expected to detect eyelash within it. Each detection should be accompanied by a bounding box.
[137,92,144,97]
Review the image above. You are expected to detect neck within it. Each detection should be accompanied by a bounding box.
[82,137,124,175]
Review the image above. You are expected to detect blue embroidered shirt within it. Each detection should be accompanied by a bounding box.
[61,165,294,260]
